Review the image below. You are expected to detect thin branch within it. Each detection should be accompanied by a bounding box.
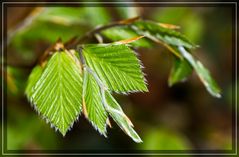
[77,47,123,115]
[77,46,86,66]
[65,16,140,49]
[38,38,64,66]
[7,17,140,68]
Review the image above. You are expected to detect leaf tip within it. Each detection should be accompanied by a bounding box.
[97,126,108,138]
[210,90,222,98]
[61,132,67,137]
[143,86,149,93]
[215,93,222,98]
[132,135,143,143]
[136,138,143,143]
[168,79,174,87]
[106,118,112,128]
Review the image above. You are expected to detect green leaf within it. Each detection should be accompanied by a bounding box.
[101,26,152,48]
[131,20,196,49]
[81,64,142,142]
[104,91,142,143]
[29,52,83,135]
[178,46,221,98]
[81,7,111,26]
[168,57,193,86]
[82,44,148,93]
[13,21,86,44]
[25,65,43,99]
[38,7,111,27]
[141,128,191,150]
[6,67,26,95]
[195,61,222,97]
[83,70,108,136]
[38,7,87,26]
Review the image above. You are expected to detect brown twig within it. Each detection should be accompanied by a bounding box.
[6,17,140,68]
[65,16,140,49]
[38,38,64,66]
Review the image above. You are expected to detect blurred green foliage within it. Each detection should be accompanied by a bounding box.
[7,105,58,150]
[6,67,26,96]
[9,7,111,62]
[152,7,204,43]
[141,128,191,150]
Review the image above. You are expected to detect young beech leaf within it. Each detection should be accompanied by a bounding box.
[131,20,196,49]
[82,44,148,93]
[25,65,43,99]
[104,91,142,143]
[29,52,83,135]
[81,63,142,142]
[178,46,221,98]
[168,57,193,86]
[83,70,108,136]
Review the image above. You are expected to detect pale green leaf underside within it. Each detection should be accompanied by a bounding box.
[25,65,43,99]
[178,46,221,98]
[82,44,148,93]
[30,52,83,135]
[83,70,108,136]
[105,91,142,143]
[132,20,196,49]
[168,57,193,86]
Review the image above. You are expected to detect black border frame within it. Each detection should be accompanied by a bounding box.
[1,1,237,156]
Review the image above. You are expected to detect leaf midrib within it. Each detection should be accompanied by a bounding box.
[83,49,145,87]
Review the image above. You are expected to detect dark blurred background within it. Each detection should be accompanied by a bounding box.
[2,2,235,153]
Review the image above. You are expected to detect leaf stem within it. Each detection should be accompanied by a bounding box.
[38,38,64,66]
[77,46,86,66]
[77,46,129,117]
